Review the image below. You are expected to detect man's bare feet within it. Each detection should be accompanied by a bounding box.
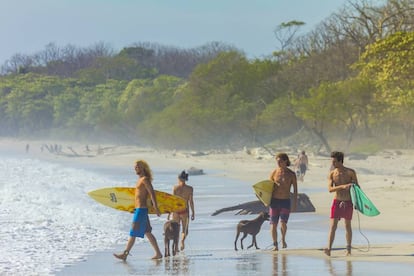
[180,241,185,251]
[151,254,163,260]
[346,245,351,256]
[282,241,287,249]
[113,250,129,261]
[272,241,278,251]
[324,248,331,256]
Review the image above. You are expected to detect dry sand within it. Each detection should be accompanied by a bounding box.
[2,138,414,268]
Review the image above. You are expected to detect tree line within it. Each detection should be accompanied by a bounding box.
[1,0,414,152]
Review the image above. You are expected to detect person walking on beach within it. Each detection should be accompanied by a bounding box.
[294,150,308,182]
[324,151,359,257]
[114,160,163,261]
[269,153,298,251]
[170,170,195,251]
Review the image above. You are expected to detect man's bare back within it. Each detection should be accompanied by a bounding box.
[173,185,193,202]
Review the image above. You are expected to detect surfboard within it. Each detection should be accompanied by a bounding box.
[350,184,380,217]
[88,187,187,214]
[252,180,275,207]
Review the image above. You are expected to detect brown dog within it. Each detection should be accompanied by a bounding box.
[164,220,180,257]
[234,212,269,251]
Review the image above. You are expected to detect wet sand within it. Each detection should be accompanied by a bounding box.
[2,139,414,275]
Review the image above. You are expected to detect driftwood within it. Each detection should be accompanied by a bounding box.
[212,193,315,216]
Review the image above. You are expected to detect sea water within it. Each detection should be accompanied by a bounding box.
[0,152,253,275]
[0,154,125,275]
[1,153,414,275]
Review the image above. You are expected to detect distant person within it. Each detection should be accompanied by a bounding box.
[169,171,195,251]
[294,150,309,182]
[324,151,359,257]
[269,153,298,251]
[114,160,163,260]
[25,144,30,153]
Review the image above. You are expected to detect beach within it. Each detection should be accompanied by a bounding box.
[1,138,413,275]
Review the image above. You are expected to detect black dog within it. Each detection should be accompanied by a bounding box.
[234,212,269,251]
[164,220,180,257]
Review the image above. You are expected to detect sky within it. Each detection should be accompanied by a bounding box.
[0,0,349,65]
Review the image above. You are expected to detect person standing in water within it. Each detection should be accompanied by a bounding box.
[269,153,298,251]
[170,170,195,251]
[114,160,163,261]
[324,151,359,257]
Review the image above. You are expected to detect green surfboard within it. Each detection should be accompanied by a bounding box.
[350,184,380,217]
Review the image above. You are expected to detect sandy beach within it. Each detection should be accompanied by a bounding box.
[2,138,414,274]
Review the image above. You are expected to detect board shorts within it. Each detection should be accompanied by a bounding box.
[130,208,152,238]
[269,198,291,224]
[299,164,307,175]
[330,199,353,220]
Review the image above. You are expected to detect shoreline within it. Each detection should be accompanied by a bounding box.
[2,138,414,274]
[2,138,414,232]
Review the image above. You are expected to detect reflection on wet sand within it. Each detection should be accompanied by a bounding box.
[236,253,260,273]
[326,258,353,276]
[164,255,190,274]
[272,253,287,276]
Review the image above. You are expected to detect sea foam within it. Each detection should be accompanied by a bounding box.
[0,156,127,275]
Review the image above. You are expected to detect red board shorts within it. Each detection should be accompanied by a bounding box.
[330,199,353,220]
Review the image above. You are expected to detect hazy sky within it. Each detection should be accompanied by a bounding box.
[0,0,348,64]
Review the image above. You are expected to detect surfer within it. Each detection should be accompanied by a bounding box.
[324,151,359,257]
[269,153,298,251]
[114,160,163,261]
[169,170,195,251]
[294,150,308,182]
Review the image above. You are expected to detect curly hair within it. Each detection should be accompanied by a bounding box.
[275,152,291,166]
[135,160,153,181]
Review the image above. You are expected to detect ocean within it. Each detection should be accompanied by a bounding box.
[0,151,253,275]
[1,152,413,275]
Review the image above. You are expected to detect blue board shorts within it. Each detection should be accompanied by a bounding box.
[130,208,152,238]
[269,198,291,224]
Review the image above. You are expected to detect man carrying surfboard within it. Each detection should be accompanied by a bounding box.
[324,151,359,257]
[114,160,163,260]
[169,170,195,251]
[269,153,298,251]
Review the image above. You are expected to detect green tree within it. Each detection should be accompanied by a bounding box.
[292,82,336,153]
[355,31,414,145]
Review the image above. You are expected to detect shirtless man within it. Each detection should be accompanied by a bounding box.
[295,150,309,182]
[114,160,163,261]
[269,153,298,251]
[324,151,359,257]
[170,171,195,251]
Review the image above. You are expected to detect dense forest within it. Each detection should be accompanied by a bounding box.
[1,0,414,153]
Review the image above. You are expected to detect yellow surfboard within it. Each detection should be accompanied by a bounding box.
[252,180,275,207]
[88,187,187,214]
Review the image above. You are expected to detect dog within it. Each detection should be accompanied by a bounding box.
[234,211,269,251]
[164,220,180,257]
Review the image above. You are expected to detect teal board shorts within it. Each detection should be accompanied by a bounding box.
[130,208,152,238]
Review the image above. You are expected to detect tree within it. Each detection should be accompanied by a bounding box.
[355,31,414,146]
[292,82,336,153]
